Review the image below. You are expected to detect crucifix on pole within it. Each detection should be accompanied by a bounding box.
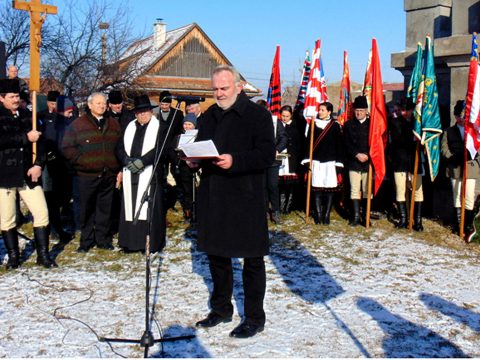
[12,0,57,161]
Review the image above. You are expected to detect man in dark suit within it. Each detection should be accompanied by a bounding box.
[190,65,275,338]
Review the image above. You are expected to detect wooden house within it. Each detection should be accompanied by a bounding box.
[116,20,261,110]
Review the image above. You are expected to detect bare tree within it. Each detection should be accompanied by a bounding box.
[0,1,31,68]
[41,0,143,98]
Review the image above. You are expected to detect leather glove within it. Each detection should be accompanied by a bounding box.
[126,158,145,174]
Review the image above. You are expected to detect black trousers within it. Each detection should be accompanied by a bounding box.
[265,165,280,212]
[78,174,115,248]
[208,255,266,326]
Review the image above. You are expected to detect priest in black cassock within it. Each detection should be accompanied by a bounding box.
[116,95,166,253]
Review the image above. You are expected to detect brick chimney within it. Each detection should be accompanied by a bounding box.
[153,19,166,49]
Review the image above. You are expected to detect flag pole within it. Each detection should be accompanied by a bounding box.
[460,145,468,239]
[408,142,420,230]
[305,117,315,223]
[366,164,373,229]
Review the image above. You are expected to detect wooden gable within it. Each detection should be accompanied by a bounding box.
[148,26,229,78]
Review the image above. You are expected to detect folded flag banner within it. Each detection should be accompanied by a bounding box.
[362,49,373,111]
[303,40,328,136]
[267,45,281,118]
[368,39,388,196]
[294,51,311,111]
[337,50,352,126]
[412,35,442,181]
[465,32,480,160]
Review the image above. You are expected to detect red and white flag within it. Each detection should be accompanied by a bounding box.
[465,33,480,159]
[303,40,328,136]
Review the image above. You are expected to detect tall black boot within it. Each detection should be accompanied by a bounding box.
[2,228,20,270]
[323,193,334,225]
[413,202,423,231]
[395,202,407,228]
[33,226,57,268]
[464,209,476,240]
[349,200,361,226]
[314,192,324,225]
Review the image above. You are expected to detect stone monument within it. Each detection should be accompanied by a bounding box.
[391,0,480,126]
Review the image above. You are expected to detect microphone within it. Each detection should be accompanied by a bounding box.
[164,95,205,103]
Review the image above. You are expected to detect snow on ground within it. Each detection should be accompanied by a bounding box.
[0,215,479,358]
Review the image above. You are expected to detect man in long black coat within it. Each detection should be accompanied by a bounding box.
[192,65,275,338]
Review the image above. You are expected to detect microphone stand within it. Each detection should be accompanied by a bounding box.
[100,98,194,357]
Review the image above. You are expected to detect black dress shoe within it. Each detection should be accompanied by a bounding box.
[195,312,232,328]
[97,243,114,250]
[229,321,264,338]
[76,246,91,253]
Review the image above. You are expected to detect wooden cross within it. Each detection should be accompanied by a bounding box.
[13,0,57,161]
[12,0,57,92]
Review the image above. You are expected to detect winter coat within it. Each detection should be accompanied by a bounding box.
[62,112,121,176]
[388,115,418,173]
[441,124,480,179]
[196,92,275,258]
[106,108,136,133]
[343,117,370,172]
[280,120,302,174]
[0,106,45,188]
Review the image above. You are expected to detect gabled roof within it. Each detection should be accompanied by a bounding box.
[118,23,260,95]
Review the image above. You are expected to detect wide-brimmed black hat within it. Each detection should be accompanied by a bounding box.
[0,79,20,94]
[132,94,158,112]
[108,90,123,104]
[352,95,368,109]
[159,90,172,104]
[47,90,60,102]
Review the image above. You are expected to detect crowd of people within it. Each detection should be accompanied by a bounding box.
[0,63,477,338]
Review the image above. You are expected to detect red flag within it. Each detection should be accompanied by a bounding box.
[337,51,352,126]
[267,45,281,117]
[362,49,373,111]
[369,39,387,196]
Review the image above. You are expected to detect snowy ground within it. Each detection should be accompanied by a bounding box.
[0,213,479,358]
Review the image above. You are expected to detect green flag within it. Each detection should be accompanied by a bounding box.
[407,43,424,139]
[410,36,443,181]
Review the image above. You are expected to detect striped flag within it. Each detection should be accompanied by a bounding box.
[465,33,480,160]
[303,40,328,136]
[369,39,388,196]
[294,51,311,111]
[362,49,373,111]
[267,45,281,117]
[337,50,352,126]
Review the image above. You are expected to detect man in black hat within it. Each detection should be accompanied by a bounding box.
[0,79,57,269]
[116,94,167,252]
[185,98,204,124]
[106,90,135,132]
[388,99,424,230]
[62,92,121,252]
[159,90,184,210]
[37,90,74,243]
[344,95,371,226]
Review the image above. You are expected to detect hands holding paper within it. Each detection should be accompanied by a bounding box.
[213,154,232,169]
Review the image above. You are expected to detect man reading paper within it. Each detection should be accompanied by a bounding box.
[189,65,275,338]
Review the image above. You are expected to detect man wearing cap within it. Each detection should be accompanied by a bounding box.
[159,91,184,210]
[62,92,121,252]
[442,100,480,240]
[106,90,135,132]
[116,95,167,253]
[388,99,424,230]
[0,79,56,269]
[185,99,204,124]
[344,95,370,226]
[7,65,29,99]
